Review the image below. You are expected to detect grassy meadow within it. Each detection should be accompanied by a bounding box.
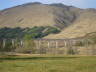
[0,55,96,72]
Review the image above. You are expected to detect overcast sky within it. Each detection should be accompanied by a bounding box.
[0,0,96,10]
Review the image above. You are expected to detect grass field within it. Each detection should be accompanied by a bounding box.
[0,55,96,72]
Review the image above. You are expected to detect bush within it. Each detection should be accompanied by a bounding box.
[75,41,85,46]
[1,39,13,52]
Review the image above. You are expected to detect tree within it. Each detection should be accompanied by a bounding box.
[20,34,36,54]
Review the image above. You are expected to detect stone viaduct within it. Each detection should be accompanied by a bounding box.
[0,38,96,55]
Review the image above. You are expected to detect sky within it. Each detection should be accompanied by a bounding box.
[0,0,96,10]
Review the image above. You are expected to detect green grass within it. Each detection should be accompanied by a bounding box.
[0,55,96,72]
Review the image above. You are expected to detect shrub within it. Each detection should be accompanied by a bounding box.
[75,41,85,46]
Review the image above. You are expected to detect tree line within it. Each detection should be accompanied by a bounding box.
[0,26,60,39]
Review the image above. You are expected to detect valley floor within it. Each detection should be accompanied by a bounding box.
[0,55,96,72]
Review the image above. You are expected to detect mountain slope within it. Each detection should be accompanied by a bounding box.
[0,3,78,28]
[0,2,96,39]
[45,9,96,39]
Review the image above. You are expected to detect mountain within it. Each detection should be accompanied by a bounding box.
[45,9,96,39]
[0,2,96,39]
[0,2,80,28]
